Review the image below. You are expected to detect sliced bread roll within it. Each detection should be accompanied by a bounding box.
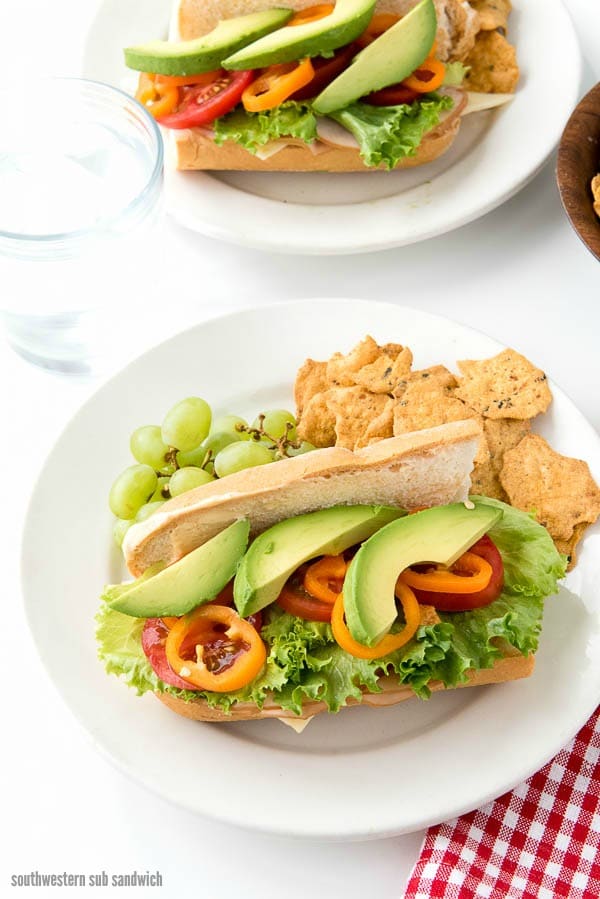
[123,419,480,576]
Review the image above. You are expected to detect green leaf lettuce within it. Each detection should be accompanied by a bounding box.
[97,499,566,715]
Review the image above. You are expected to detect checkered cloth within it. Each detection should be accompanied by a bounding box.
[404,706,600,899]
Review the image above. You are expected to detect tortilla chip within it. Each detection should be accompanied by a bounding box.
[296,391,336,448]
[592,174,600,218]
[326,336,381,387]
[470,418,531,501]
[455,349,552,420]
[355,397,395,448]
[463,30,519,93]
[392,379,489,464]
[470,0,511,33]
[294,358,328,418]
[500,434,600,541]
[436,0,480,61]
[554,523,587,571]
[392,365,458,399]
[328,387,390,450]
[353,347,413,394]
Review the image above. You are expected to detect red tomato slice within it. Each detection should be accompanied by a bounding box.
[411,535,504,611]
[142,618,199,690]
[289,44,358,101]
[277,565,335,621]
[157,70,255,129]
[365,84,420,106]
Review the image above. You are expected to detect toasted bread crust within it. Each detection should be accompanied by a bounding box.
[124,421,481,577]
[155,653,535,721]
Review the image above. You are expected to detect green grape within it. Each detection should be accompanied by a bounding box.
[177,431,236,469]
[254,409,298,442]
[135,500,165,522]
[151,476,171,502]
[109,465,158,520]
[176,444,208,468]
[170,467,215,496]
[113,518,132,548]
[285,440,316,457]
[130,425,172,472]
[210,414,250,441]
[161,397,212,452]
[214,441,274,478]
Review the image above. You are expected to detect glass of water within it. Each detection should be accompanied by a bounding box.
[0,78,163,374]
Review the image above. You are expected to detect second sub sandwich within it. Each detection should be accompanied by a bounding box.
[125,0,515,171]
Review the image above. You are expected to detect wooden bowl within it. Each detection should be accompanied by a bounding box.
[556,82,600,261]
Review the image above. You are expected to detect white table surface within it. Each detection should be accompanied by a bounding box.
[1,1,598,896]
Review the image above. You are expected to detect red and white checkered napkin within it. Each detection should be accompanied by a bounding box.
[404,706,600,899]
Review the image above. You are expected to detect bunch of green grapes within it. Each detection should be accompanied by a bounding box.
[109,399,314,549]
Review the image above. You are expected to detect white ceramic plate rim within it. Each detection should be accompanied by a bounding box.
[22,300,600,839]
[82,0,582,254]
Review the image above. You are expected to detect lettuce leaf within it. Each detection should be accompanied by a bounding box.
[327,94,454,169]
[443,61,468,86]
[96,500,566,715]
[213,101,317,153]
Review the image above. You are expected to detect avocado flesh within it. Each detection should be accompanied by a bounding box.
[234,505,405,617]
[313,0,437,114]
[124,9,293,76]
[223,0,376,70]
[343,501,503,646]
[109,519,250,617]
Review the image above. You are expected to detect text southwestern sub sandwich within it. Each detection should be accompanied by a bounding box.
[97,420,566,724]
[124,0,516,172]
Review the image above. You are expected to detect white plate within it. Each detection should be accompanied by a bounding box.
[82,0,581,254]
[22,300,600,839]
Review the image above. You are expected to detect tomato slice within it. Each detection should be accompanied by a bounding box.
[290,43,358,101]
[157,70,255,129]
[365,84,420,106]
[278,564,335,621]
[142,618,199,690]
[409,535,504,611]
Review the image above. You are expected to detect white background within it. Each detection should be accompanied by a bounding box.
[1,1,598,896]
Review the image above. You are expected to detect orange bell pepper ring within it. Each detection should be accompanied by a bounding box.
[356,13,400,48]
[303,554,348,605]
[331,581,421,660]
[135,72,180,119]
[403,56,446,93]
[287,4,335,26]
[165,604,266,692]
[242,58,315,112]
[400,551,493,594]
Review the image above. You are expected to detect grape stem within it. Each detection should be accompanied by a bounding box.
[236,415,302,459]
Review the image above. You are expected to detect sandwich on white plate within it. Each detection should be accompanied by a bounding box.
[97,419,566,730]
[124,0,519,172]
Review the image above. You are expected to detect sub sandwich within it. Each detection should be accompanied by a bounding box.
[97,420,566,724]
[124,0,518,171]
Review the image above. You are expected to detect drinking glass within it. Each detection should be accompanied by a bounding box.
[0,78,163,373]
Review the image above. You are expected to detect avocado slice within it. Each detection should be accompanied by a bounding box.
[108,519,250,617]
[312,0,437,114]
[124,9,294,76]
[223,0,376,70]
[343,501,503,645]
[234,505,405,617]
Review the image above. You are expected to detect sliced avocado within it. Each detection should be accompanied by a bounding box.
[343,501,503,645]
[124,9,294,76]
[313,0,436,114]
[223,0,376,70]
[234,505,405,617]
[108,519,249,617]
